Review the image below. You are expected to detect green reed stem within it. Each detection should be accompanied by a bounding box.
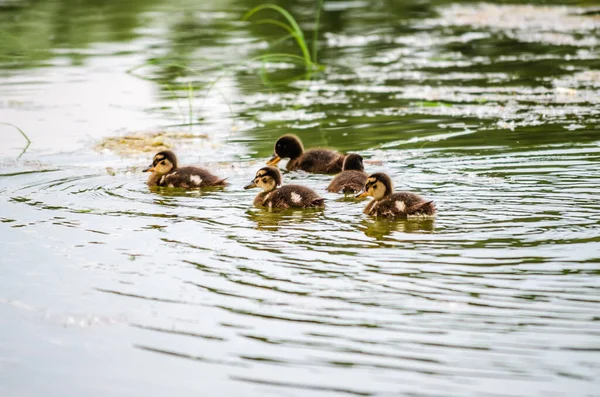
[187,82,194,127]
[1,122,31,158]
[1,122,31,144]
[243,4,313,69]
[313,0,324,64]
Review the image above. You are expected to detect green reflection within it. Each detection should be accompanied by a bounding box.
[360,217,435,240]
[245,207,324,231]
[0,0,160,67]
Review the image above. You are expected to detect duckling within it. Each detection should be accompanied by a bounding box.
[143,150,227,188]
[244,166,325,209]
[356,173,436,218]
[267,134,344,174]
[326,153,368,194]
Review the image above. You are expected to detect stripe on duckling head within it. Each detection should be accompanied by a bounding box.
[365,177,377,188]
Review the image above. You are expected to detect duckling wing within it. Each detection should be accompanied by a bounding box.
[363,199,377,215]
[389,193,436,216]
[164,167,227,188]
[270,185,325,208]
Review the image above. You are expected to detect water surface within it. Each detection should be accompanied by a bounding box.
[1,0,599,396]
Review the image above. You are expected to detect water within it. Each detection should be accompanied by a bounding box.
[1,0,600,396]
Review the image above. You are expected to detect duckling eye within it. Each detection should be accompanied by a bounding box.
[161,161,166,165]
[372,185,377,189]
[262,178,268,183]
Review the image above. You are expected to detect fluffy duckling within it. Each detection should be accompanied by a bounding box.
[267,134,344,174]
[143,150,227,188]
[356,173,436,218]
[244,166,325,209]
[326,153,368,194]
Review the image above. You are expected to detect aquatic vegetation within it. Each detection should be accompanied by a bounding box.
[243,2,325,71]
[127,2,326,106]
[0,122,30,158]
[0,122,30,145]
[96,130,208,156]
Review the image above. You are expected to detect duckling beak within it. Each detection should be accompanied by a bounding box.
[266,154,281,166]
[143,165,155,173]
[244,181,257,190]
[355,189,369,198]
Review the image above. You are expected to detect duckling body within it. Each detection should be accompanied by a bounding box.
[245,166,324,209]
[254,185,324,209]
[357,173,435,218]
[287,149,344,174]
[327,170,367,194]
[326,153,367,194]
[363,192,435,217]
[153,166,227,188]
[267,134,344,174]
[144,151,227,188]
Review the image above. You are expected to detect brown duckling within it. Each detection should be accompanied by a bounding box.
[266,134,344,174]
[326,153,368,194]
[356,173,436,218]
[244,166,325,209]
[143,150,227,188]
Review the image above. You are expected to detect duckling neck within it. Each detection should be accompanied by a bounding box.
[254,188,277,206]
[147,172,161,186]
[291,150,303,159]
[374,193,391,202]
[287,157,302,170]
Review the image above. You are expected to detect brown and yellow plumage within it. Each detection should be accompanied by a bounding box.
[245,166,325,209]
[143,151,227,188]
[267,134,344,174]
[356,173,436,218]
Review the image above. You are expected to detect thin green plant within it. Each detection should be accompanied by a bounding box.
[126,4,328,129]
[187,81,194,128]
[164,83,187,126]
[243,3,324,71]
[313,0,324,64]
[1,122,31,158]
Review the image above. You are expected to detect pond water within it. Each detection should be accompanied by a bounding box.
[1,0,599,396]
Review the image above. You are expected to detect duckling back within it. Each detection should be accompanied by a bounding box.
[326,170,368,194]
[288,149,344,174]
[365,192,435,217]
[255,185,325,209]
[157,166,227,188]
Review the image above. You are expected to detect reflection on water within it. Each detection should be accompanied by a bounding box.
[360,217,436,240]
[1,0,600,396]
[246,208,325,231]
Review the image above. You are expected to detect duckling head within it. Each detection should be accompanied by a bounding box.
[244,166,282,192]
[355,172,392,200]
[342,153,364,172]
[267,134,304,165]
[143,151,178,175]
